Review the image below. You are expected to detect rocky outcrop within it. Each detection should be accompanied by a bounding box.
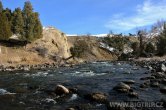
[28,27,71,59]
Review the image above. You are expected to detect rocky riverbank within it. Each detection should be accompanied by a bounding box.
[0,62,77,72]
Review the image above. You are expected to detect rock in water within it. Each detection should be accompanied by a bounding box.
[54,85,70,95]
[85,92,107,103]
[123,80,135,84]
[150,82,159,87]
[66,108,75,110]
[160,87,166,94]
[128,92,138,98]
[113,82,131,93]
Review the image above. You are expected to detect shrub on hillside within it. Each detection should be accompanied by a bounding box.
[131,42,139,56]
[70,39,89,58]
[145,42,155,54]
[103,36,128,51]
[35,47,48,57]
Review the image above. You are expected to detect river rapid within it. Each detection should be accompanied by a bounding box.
[0,61,165,110]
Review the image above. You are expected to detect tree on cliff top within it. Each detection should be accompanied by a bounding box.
[0,13,12,40]
[12,8,24,39]
[23,1,42,41]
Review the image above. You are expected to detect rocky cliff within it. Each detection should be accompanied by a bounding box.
[27,27,71,59]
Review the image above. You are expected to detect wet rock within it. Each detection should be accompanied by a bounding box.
[150,82,159,87]
[140,76,155,80]
[162,79,166,85]
[113,82,130,93]
[140,81,150,88]
[128,92,138,98]
[84,92,107,103]
[54,85,69,95]
[42,98,56,104]
[68,88,78,94]
[122,80,135,85]
[152,72,166,79]
[66,108,75,110]
[160,87,166,94]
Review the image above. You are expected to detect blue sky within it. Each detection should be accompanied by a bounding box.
[1,0,166,34]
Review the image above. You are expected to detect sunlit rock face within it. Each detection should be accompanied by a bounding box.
[30,27,71,59]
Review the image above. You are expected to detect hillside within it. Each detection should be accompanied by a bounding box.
[67,36,117,62]
[0,27,117,69]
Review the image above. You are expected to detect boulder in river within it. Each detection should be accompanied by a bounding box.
[54,85,70,95]
[150,82,159,87]
[152,72,166,79]
[66,108,75,110]
[113,82,131,93]
[128,92,138,98]
[160,87,166,94]
[84,92,107,103]
[140,81,150,88]
[122,80,135,85]
[140,76,155,80]
[162,79,166,85]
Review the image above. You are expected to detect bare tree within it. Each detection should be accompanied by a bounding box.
[137,29,147,56]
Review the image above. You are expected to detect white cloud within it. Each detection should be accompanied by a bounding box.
[105,0,166,32]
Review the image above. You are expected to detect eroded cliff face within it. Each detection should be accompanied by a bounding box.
[28,27,71,59]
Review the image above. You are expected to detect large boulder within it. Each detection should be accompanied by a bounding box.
[54,85,70,95]
[113,82,131,93]
[84,92,108,103]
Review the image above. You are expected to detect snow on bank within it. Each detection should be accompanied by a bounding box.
[99,42,115,52]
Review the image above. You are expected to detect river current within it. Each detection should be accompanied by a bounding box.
[0,61,165,110]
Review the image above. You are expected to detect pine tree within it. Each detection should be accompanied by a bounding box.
[0,1,3,13]
[3,8,12,32]
[157,23,166,55]
[23,1,42,41]
[23,1,34,41]
[12,8,24,39]
[0,13,12,40]
[23,1,33,19]
[33,12,42,39]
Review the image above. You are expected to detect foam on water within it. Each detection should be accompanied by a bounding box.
[0,89,15,95]
[23,72,49,77]
[68,94,78,101]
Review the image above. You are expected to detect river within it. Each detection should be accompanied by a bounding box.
[0,61,165,110]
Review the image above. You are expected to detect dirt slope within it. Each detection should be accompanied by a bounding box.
[67,36,117,62]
